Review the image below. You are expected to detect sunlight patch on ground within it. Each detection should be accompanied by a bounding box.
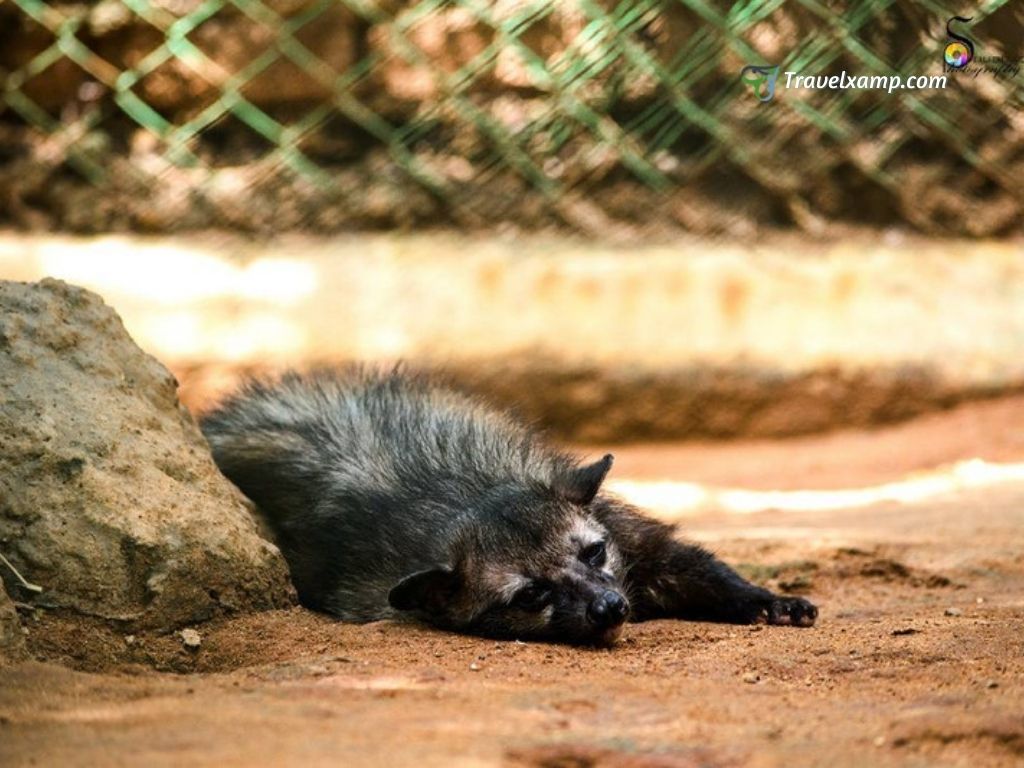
[610,459,1024,518]
[311,675,428,691]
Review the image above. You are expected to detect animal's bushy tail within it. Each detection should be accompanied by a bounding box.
[199,376,324,527]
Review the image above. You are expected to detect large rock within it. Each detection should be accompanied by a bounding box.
[0,279,294,629]
[0,587,26,664]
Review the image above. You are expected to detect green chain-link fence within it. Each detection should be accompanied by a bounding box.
[1,0,1021,234]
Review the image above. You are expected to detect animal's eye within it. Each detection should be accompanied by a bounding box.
[579,540,607,568]
[511,582,551,612]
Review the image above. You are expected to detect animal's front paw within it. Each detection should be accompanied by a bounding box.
[756,596,818,627]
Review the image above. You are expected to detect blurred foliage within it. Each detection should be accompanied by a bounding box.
[0,0,1021,234]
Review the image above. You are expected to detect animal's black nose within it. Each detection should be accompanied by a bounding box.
[587,590,629,628]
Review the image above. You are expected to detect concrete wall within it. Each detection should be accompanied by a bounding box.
[3,231,1022,439]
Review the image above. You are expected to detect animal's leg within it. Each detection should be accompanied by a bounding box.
[594,500,817,626]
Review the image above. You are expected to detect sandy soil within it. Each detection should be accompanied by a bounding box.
[600,394,1024,491]
[2,399,1023,767]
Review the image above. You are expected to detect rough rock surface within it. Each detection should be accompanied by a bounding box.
[0,279,294,630]
[0,587,26,664]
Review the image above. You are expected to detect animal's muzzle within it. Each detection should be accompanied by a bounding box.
[586,589,629,629]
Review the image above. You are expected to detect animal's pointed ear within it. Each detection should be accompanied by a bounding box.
[553,454,614,505]
[388,567,461,615]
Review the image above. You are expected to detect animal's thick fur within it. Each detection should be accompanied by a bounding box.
[201,369,817,644]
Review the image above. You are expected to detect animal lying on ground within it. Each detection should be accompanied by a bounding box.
[201,369,817,645]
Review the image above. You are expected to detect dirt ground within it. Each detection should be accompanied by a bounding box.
[2,397,1023,767]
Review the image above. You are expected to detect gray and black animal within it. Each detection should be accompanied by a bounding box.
[201,369,817,645]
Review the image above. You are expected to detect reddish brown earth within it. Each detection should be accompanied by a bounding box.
[598,393,1024,490]
[2,397,1024,767]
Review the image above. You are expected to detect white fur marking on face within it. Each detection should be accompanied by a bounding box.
[489,571,529,603]
[541,605,554,622]
[568,517,606,548]
[603,540,622,577]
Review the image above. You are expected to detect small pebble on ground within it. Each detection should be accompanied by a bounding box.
[181,629,202,649]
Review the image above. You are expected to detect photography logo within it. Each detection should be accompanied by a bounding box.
[740,64,780,102]
[943,16,974,69]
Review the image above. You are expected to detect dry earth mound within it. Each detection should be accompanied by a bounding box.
[0,279,294,632]
[0,588,25,664]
